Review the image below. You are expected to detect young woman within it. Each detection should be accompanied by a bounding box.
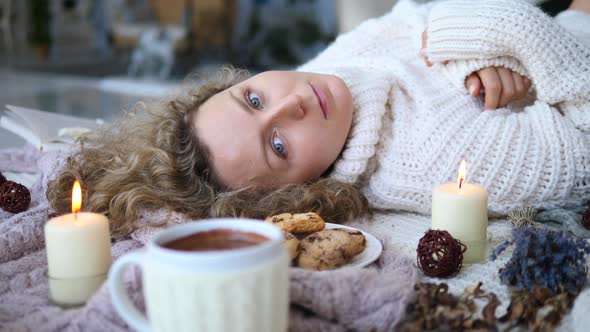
[47,0,590,238]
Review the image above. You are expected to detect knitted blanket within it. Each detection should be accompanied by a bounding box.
[0,146,419,332]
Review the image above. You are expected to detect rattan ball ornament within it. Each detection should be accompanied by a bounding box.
[0,181,31,214]
[417,229,467,278]
[0,172,6,186]
[582,207,590,230]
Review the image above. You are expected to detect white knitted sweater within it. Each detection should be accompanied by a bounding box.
[299,0,590,216]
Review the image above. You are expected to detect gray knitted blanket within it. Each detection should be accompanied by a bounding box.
[0,146,419,332]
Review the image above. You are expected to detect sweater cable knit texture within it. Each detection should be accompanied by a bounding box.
[299,0,590,216]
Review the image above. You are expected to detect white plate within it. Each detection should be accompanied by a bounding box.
[324,223,383,268]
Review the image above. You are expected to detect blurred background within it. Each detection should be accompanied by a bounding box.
[0,0,572,149]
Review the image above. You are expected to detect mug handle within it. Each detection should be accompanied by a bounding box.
[108,250,151,332]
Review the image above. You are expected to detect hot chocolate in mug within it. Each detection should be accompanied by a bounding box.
[108,218,289,332]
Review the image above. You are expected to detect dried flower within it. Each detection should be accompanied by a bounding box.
[500,286,575,331]
[492,226,590,294]
[398,282,499,332]
[399,282,575,331]
[508,206,537,228]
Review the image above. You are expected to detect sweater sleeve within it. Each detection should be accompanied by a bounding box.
[424,0,590,104]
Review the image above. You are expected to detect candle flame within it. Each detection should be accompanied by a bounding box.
[457,160,467,189]
[72,180,82,214]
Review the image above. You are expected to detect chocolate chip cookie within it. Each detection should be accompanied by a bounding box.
[283,232,300,260]
[265,212,325,233]
[297,228,367,271]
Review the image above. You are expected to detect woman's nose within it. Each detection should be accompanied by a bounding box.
[271,94,305,121]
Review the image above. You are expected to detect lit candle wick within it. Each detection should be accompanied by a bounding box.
[72,180,82,221]
[457,160,467,190]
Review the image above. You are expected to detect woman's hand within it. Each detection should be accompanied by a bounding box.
[465,68,531,110]
[421,31,531,110]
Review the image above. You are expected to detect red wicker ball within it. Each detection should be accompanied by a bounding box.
[0,172,6,186]
[582,207,590,230]
[0,181,31,214]
[417,229,467,278]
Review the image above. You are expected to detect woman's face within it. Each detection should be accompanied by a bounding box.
[194,71,353,188]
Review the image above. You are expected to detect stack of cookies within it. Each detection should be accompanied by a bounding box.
[265,212,366,271]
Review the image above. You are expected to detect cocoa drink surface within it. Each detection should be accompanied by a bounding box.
[162,228,269,251]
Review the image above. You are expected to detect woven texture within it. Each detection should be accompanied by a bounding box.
[0,181,31,213]
[299,0,590,217]
[416,229,466,278]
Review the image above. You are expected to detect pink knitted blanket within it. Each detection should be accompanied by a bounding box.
[0,146,418,332]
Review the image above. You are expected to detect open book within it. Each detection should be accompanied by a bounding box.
[1,105,106,151]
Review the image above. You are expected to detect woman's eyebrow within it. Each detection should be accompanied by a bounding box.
[229,91,253,114]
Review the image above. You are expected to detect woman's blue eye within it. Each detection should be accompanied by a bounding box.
[272,132,287,158]
[246,91,262,109]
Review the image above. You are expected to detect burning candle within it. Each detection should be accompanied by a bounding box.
[431,161,488,264]
[44,180,112,306]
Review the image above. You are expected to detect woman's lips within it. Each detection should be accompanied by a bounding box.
[310,83,328,119]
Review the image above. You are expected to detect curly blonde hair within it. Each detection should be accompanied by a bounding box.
[47,67,368,239]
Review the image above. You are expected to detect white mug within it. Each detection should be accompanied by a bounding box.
[108,218,289,332]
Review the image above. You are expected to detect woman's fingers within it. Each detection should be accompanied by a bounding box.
[474,67,533,110]
[525,77,531,88]
[497,67,516,107]
[476,67,502,110]
[523,76,532,96]
[512,71,526,100]
[465,74,482,96]
[512,71,533,100]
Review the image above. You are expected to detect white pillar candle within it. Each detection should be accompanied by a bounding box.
[431,161,488,264]
[44,181,112,306]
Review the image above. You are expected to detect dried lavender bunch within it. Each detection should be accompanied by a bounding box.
[492,226,590,294]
